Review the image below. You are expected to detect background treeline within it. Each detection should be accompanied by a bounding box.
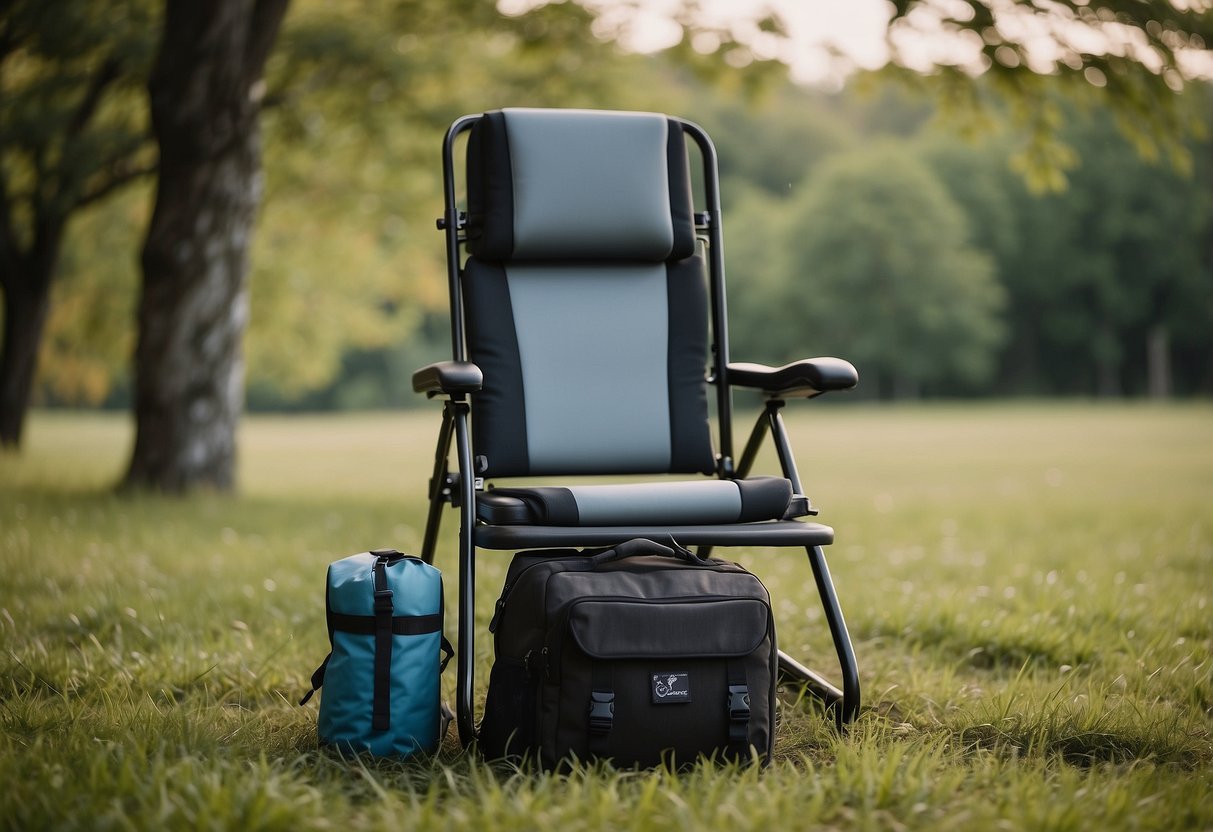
[31,5,1213,409]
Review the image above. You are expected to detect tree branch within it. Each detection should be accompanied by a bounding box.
[0,165,26,293]
[74,157,158,210]
[66,55,122,140]
[244,0,290,92]
[42,55,128,222]
[0,0,26,64]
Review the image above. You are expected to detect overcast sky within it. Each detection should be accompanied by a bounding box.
[614,0,895,86]
[498,0,895,87]
[498,0,1213,88]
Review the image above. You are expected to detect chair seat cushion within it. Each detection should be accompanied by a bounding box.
[478,477,795,526]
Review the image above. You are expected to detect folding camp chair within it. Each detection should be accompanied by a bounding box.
[413,108,860,748]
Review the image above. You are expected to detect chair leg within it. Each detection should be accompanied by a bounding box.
[420,404,455,565]
[800,543,860,726]
[418,401,480,745]
[451,401,478,748]
[777,649,843,709]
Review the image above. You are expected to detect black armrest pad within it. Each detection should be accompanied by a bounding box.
[728,358,858,397]
[412,361,483,396]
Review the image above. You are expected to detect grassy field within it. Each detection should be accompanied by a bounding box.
[1,403,1210,830]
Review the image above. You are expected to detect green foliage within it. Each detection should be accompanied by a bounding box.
[11,1,1213,410]
[692,85,858,198]
[2,405,1211,829]
[724,81,1212,400]
[0,0,158,420]
[920,104,1213,396]
[885,1,1213,189]
[0,0,158,237]
[35,184,147,406]
[731,144,1004,397]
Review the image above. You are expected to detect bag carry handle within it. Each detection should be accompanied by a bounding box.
[589,538,703,567]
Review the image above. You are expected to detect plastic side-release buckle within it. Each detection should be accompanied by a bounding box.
[374,587,394,610]
[727,684,751,746]
[727,684,751,723]
[588,690,615,734]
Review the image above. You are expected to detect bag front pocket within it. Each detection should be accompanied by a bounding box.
[542,596,772,768]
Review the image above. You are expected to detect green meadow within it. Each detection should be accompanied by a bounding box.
[2,403,1210,830]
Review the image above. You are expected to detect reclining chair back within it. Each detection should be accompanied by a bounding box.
[461,108,717,478]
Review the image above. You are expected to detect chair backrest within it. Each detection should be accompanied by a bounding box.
[460,108,717,479]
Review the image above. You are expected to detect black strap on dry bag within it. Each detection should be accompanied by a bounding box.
[371,553,395,732]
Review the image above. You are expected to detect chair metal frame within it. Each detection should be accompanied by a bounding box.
[415,112,860,748]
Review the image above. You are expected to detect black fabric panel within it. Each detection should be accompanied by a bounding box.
[463,258,529,476]
[466,111,514,259]
[569,598,768,658]
[735,476,794,523]
[666,120,696,261]
[666,256,716,474]
[485,487,579,525]
[479,656,539,761]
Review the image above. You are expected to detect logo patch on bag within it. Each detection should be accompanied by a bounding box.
[651,672,691,703]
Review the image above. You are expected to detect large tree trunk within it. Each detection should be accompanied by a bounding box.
[0,274,53,448]
[123,0,288,493]
[0,216,63,448]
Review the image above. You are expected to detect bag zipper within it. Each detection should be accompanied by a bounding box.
[488,551,590,634]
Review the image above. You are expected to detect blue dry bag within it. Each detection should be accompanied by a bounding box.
[300,549,452,757]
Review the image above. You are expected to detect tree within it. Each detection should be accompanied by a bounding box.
[995,110,1213,396]
[0,0,158,446]
[916,97,1213,397]
[767,144,1004,398]
[122,0,289,492]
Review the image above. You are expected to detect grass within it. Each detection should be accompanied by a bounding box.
[1,403,1211,831]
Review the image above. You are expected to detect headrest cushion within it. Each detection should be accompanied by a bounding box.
[466,108,696,262]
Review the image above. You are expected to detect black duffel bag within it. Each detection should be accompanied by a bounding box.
[480,538,777,769]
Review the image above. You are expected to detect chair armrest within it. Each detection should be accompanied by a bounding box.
[412,361,483,398]
[727,358,858,398]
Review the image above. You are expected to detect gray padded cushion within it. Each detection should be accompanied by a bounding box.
[507,262,672,473]
[570,481,741,525]
[482,477,794,526]
[461,256,715,478]
[505,108,674,260]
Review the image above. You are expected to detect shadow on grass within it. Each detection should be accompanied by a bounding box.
[955,717,1209,769]
[864,614,1096,673]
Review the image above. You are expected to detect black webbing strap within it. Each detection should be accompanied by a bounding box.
[328,612,443,636]
[587,664,614,759]
[726,660,751,759]
[298,653,329,705]
[440,636,455,673]
[371,555,394,732]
